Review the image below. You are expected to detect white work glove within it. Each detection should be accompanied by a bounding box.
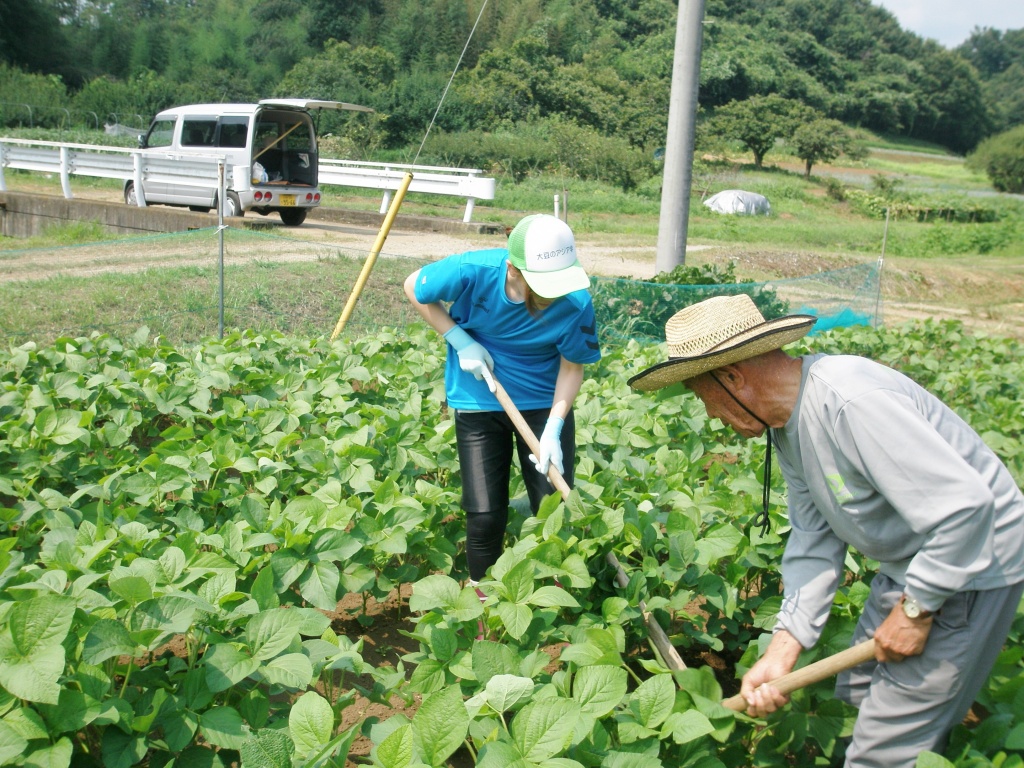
[443,325,495,393]
[530,416,564,475]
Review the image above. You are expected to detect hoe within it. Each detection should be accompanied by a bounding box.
[491,376,877,711]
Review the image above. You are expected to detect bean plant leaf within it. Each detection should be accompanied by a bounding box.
[1007,723,1024,750]
[496,602,532,640]
[101,730,146,768]
[662,709,715,744]
[130,596,198,638]
[412,685,468,765]
[483,674,535,713]
[476,741,529,768]
[694,524,744,566]
[245,609,304,661]
[251,567,280,611]
[601,752,664,768]
[376,722,414,768]
[297,561,340,611]
[0,721,28,765]
[408,658,446,695]
[35,408,88,445]
[203,644,259,693]
[108,575,152,604]
[7,595,76,653]
[472,641,523,686]
[428,626,459,664]
[38,687,102,734]
[630,673,675,729]
[501,560,535,603]
[529,586,579,608]
[573,666,628,719]
[0,637,65,705]
[199,707,246,750]
[511,698,580,763]
[289,692,334,757]
[25,738,74,768]
[558,628,622,667]
[239,728,292,768]
[753,597,783,630]
[409,575,460,613]
[3,706,49,740]
[913,754,956,768]
[259,653,314,689]
[172,746,225,768]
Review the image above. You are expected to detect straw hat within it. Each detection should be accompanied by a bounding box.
[627,294,817,391]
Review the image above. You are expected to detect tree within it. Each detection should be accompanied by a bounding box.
[709,94,809,168]
[791,117,851,177]
[0,0,73,79]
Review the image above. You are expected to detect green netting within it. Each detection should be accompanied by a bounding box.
[591,260,882,344]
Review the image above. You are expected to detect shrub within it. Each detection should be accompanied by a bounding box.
[421,118,657,191]
[967,125,1024,193]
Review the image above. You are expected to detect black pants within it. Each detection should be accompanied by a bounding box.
[455,408,576,580]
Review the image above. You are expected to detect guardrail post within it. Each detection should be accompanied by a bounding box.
[0,142,7,192]
[463,197,476,223]
[59,146,73,199]
[132,153,147,207]
[379,189,392,215]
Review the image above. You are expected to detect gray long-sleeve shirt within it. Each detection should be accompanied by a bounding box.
[772,354,1024,649]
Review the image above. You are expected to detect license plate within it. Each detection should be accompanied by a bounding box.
[280,194,296,206]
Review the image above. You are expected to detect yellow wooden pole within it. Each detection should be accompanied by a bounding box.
[330,172,414,342]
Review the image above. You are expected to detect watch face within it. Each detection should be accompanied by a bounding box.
[902,596,920,618]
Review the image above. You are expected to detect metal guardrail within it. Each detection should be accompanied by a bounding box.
[319,159,495,223]
[0,138,496,223]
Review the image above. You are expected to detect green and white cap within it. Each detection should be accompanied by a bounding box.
[507,214,591,298]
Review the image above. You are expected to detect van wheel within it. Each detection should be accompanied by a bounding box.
[279,208,308,226]
[124,182,141,206]
[216,192,243,218]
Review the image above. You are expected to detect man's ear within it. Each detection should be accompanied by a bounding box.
[716,364,745,388]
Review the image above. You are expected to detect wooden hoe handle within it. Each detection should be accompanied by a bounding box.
[491,379,687,674]
[722,638,876,711]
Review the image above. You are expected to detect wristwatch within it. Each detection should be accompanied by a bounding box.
[900,593,933,620]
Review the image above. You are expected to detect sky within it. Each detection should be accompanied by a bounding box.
[872,0,1024,48]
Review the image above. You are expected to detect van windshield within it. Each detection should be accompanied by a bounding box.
[146,119,175,149]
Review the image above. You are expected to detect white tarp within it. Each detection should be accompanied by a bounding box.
[704,189,771,216]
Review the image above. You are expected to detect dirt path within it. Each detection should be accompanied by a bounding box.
[3,199,1022,338]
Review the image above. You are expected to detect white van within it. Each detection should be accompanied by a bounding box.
[126,99,373,226]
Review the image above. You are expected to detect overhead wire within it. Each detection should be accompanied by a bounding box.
[411,0,491,166]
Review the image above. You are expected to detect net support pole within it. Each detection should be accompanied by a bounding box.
[873,208,889,327]
[218,160,226,339]
[330,172,414,342]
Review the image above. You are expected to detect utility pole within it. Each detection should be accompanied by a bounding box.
[655,0,706,273]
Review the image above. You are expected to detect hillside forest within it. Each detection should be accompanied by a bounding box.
[1,0,1024,189]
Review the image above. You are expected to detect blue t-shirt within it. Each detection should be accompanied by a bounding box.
[414,248,601,410]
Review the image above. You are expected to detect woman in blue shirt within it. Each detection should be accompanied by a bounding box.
[404,214,601,582]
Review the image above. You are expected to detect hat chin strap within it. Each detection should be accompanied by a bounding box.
[709,373,773,537]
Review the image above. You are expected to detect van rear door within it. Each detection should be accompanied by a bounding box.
[257,99,374,113]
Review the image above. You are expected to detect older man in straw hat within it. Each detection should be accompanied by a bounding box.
[628,294,1024,768]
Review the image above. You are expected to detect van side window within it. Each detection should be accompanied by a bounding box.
[182,119,217,147]
[217,117,249,148]
[146,119,175,149]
